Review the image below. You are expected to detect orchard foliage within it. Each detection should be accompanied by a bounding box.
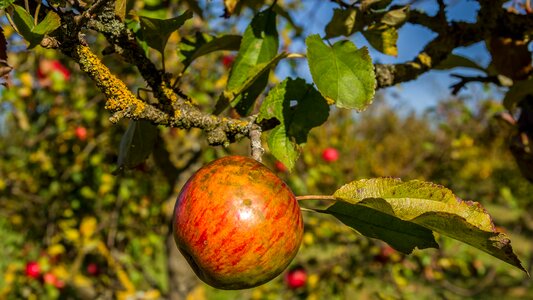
[0,0,532,298]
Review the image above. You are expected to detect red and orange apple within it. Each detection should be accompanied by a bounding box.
[172,156,303,289]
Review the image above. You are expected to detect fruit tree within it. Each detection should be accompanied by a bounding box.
[0,0,532,299]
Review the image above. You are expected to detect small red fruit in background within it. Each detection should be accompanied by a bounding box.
[374,244,401,264]
[86,263,100,276]
[75,126,87,141]
[274,160,288,173]
[43,272,57,285]
[25,261,40,279]
[54,278,66,289]
[37,59,71,87]
[284,267,307,289]
[222,55,235,69]
[321,147,339,163]
[322,147,339,163]
[50,60,71,80]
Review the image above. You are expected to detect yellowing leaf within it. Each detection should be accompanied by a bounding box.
[325,8,361,39]
[144,290,162,299]
[47,244,65,256]
[362,25,398,57]
[186,285,206,300]
[224,0,240,15]
[329,178,527,273]
[80,216,97,238]
[115,0,127,20]
[64,228,80,242]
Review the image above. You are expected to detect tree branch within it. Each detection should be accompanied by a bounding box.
[47,0,533,151]
[61,44,252,146]
[449,74,506,95]
[375,0,533,89]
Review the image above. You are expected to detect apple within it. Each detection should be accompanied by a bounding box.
[284,267,307,289]
[50,60,71,80]
[25,261,40,279]
[86,263,100,276]
[274,161,288,173]
[43,272,57,285]
[374,244,401,264]
[222,55,235,69]
[173,155,303,289]
[54,278,66,289]
[75,126,87,141]
[37,59,71,87]
[321,147,339,163]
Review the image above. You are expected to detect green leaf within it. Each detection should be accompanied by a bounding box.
[216,52,288,115]
[381,6,409,27]
[223,7,279,115]
[361,0,392,11]
[435,54,486,72]
[139,10,193,54]
[115,0,127,20]
[32,11,61,35]
[12,5,36,42]
[0,0,14,10]
[362,25,398,56]
[226,52,287,102]
[117,120,158,170]
[503,78,533,110]
[258,78,329,170]
[266,126,300,171]
[321,202,438,254]
[332,178,527,273]
[306,34,376,111]
[12,6,61,49]
[325,8,361,39]
[179,33,242,69]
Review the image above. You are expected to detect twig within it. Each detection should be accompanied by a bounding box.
[34,3,41,26]
[449,74,502,95]
[5,12,20,36]
[330,0,351,8]
[296,195,337,201]
[249,122,264,162]
[75,0,110,25]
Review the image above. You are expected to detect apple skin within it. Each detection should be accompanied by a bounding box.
[173,155,303,290]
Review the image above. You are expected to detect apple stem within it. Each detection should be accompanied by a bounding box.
[296,195,336,201]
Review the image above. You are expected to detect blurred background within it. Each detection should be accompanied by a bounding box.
[0,0,532,299]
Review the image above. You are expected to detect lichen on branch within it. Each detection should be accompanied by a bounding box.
[62,44,253,146]
[75,45,146,117]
